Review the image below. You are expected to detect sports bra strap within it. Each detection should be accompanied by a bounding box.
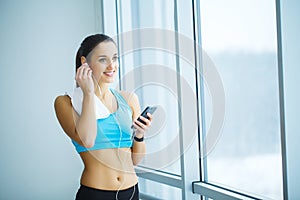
[110,89,132,112]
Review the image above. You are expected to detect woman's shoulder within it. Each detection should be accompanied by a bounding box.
[118,90,139,105]
[118,90,140,115]
[54,95,72,110]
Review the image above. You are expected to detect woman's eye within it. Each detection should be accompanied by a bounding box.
[99,58,107,63]
[112,56,118,62]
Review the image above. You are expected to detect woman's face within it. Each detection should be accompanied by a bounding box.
[86,41,118,84]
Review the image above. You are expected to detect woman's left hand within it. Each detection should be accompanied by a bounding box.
[132,113,153,137]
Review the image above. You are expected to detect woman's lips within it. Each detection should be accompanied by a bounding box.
[103,71,115,77]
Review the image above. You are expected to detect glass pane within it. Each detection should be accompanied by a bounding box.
[200,0,283,199]
[102,0,117,36]
[139,178,182,200]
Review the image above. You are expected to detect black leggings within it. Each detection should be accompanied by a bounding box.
[75,184,139,200]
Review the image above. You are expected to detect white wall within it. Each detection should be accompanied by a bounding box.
[0,0,97,199]
[280,0,300,199]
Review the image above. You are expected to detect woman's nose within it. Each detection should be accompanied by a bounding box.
[107,61,116,69]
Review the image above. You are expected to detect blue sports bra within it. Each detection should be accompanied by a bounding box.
[71,89,133,153]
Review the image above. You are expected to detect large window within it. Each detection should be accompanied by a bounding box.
[101,0,284,199]
[200,0,283,199]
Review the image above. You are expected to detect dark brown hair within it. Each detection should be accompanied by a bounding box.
[75,34,116,72]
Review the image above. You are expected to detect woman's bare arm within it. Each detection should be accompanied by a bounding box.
[54,64,97,148]
[121,91,152,166]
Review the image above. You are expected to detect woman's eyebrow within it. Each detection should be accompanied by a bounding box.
[97,53,118,58]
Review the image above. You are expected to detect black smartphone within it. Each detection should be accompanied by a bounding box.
[137,106,157,125]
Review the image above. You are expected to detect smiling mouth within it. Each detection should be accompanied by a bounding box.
[103,71,115,77]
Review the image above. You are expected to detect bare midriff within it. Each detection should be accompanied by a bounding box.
[79,148,138,190]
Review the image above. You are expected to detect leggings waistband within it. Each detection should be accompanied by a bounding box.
[75,183,139,200]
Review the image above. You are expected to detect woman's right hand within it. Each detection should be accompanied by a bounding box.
[75,63,94,95]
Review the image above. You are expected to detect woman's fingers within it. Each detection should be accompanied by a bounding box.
[79,63,89,77]
[134,118,147,129]
[76,63,85,80]
[132,121,147,133]
[133,113,154,134]
[138,113,153,126]
[76,64,91,81]
[147,113,153,122]
[83,63,93,79]
[87,68,92,78]
[75,63,94,94]
[139,116,151,126]
[131,112,154,135]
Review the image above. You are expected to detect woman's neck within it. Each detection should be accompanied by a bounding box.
[94,82,110,99]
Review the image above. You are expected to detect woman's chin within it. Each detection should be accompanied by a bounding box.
[98,77,116,84]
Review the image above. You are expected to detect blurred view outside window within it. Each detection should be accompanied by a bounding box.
[200,0,283,199]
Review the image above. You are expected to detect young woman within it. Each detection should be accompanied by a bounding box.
[54,34,152,200]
